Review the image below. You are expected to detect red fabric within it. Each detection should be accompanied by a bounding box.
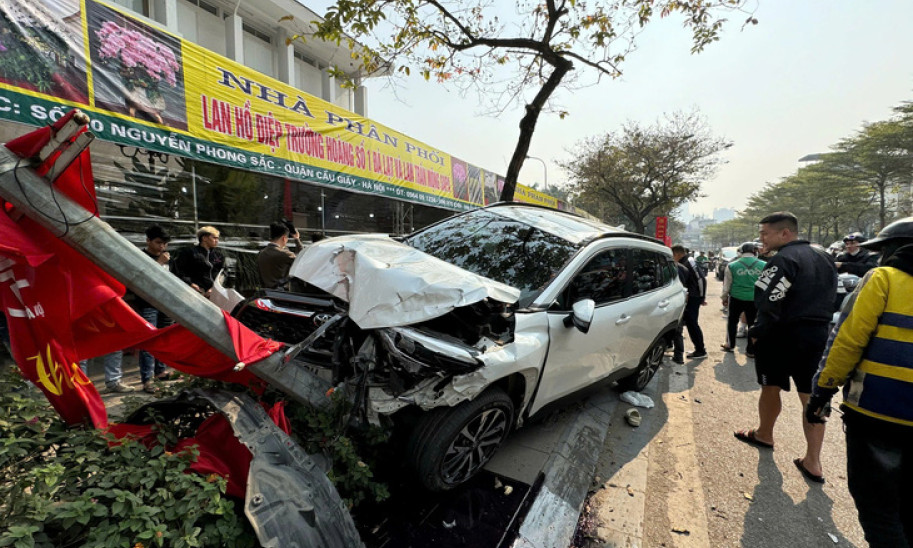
[1,114,291,501]
[106,403,291,500]
[1,115,281,429]
[173,414,252,499]
[264,400,291,435]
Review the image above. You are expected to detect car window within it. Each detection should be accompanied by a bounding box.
[563,248,629,307]
[630,249,663,294]
[662,257,677,285]
[404,209,580,307]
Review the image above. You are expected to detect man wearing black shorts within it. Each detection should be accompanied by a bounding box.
[734,212,837,483]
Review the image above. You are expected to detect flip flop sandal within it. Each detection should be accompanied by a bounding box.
[794,458,825,484]
[734,429,774,449]
[625,408,642,427]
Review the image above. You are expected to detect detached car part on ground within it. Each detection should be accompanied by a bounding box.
[234,204,686,491]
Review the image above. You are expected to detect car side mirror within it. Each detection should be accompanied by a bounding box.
[563,299,595,333]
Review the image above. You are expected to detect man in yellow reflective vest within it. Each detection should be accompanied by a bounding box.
[807,217,913,548]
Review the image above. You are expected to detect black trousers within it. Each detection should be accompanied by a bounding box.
[682,297,705,353]
[845,412,913,548]
[726,297,756,352]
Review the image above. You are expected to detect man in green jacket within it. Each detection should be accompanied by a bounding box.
[720,242,765,356]
[807,217,913,547]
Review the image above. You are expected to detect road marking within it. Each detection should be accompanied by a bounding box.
[663,363,710,547]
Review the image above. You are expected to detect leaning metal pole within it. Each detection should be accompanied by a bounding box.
[0,135,331,409]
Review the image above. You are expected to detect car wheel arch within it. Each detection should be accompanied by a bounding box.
[617,323,678,392]
[405,386,515,491]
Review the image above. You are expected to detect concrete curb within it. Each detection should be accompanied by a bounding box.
[512,389,619,548]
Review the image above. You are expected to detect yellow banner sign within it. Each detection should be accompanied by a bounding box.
[0,0,576,213]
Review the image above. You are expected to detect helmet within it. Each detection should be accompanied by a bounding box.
[843,231,866,243]
[862,217,913,249]
[739,242,757,254]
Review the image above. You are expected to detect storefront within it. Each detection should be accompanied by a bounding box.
[0,0,577,246]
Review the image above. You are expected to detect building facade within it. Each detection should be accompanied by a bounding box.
[0,0,572,253]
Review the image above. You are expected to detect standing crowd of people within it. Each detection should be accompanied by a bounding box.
[80,220,309,394]
[676,211,912,548]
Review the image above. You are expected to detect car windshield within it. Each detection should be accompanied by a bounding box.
[721,248,738,259]
[404,208,581,307]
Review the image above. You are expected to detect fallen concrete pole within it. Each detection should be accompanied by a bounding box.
[0,119,360,547]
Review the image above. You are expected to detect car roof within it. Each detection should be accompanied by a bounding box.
[485,203,658,246]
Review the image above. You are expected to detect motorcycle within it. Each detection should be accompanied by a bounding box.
[832,272,860,325]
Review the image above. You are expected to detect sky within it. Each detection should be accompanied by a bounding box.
[324,1,913,218]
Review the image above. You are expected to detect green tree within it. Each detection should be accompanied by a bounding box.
[307,0,755,202]
[702,217,756,248]
[562,111,732,234]
[830,120,913,230]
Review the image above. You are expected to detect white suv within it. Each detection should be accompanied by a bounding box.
[234,204,686,490]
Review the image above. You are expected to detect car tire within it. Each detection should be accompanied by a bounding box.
[406,387,514,492]
[618,339,666,392]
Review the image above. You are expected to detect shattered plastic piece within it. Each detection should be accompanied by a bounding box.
[442,519,456,529]
[504,485,513,496]
[743,493,754,501]
[494,477,503,489]
[828,533,839,544]
[620,391,655,408]
[626,485,635,497]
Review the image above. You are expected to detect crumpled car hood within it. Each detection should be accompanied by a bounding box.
[289,235,520,329]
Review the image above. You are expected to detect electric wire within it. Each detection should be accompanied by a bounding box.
[10,131,100,238]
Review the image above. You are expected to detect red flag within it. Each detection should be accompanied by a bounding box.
[1,114,281,429]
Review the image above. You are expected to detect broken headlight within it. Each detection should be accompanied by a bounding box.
[378,327,482,375]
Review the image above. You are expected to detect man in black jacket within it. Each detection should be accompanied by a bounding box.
[734,212,837,483]
[173,225,224,298]
[672,245,707,360]
[835,232,879,276]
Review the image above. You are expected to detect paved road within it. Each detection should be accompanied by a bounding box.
[580,276,865,548]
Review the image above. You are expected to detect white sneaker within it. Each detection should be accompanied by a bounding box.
[736,325,747,338]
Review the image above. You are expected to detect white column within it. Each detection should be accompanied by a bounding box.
[277,28,295,86]
[321,68,336,104]
[152,0,178,32]
[225,14,244,64]
[353,78,367,116]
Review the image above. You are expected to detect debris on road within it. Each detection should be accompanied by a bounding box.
[620,391,655,408]
[625,408,642,427]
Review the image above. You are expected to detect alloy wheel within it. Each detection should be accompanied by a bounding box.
[440,406,510,485]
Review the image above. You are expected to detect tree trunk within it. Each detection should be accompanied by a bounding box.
[499,59,572,202]
[877,176,888,230]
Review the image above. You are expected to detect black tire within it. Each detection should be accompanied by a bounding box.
[618,339,666,392]
[407,387,514,492]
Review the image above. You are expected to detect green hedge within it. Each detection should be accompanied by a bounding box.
[0,369,390,547]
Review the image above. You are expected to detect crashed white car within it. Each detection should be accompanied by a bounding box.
[234,204,686,491]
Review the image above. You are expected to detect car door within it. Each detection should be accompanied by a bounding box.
[625,247,681,366]
[535,246,636,408]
